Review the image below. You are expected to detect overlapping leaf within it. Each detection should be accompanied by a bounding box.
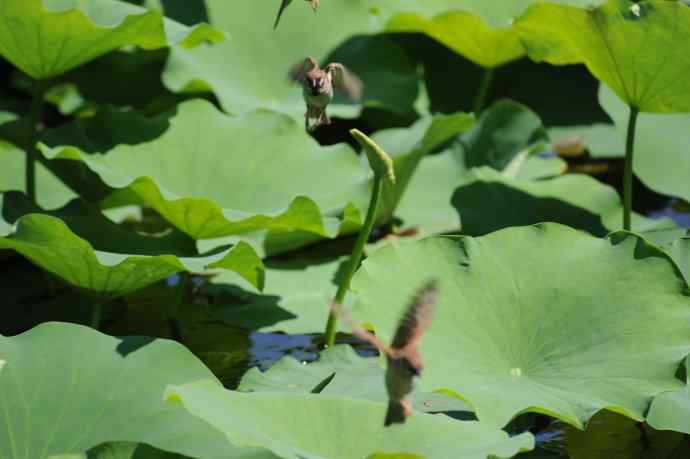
[205,255,347,334]
[165,380,534,459]
[0,322,250,458]
[0,113,76,209]
[452,167,673,237]
[647,356,690,435]
[0,0,223,79]
[163,0,420,118]
[0,212,263,298]
[39,100,371,241]
[239,344,472,414]
[517,0,690,112]
[351,224,690,428]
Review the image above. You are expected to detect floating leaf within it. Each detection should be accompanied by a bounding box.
[0,322,250,458]
[599,84,690,202]
[0,0,223,79]
[165,380,534,459]
[668,237,690,285]
[351,224,690,428]
[0,213,263,298]
[517,0,690,112]
[239,345,472,414]
[39,100,370,240]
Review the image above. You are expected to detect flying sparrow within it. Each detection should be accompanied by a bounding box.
[332,279,438,426]
[289,57,363,131]
[274,0,320,30]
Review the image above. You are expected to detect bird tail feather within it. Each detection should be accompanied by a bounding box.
[384,401,406,426]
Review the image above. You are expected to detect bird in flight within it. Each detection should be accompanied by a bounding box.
[289,57,363,131]
[332,279,439,426]
[274,0,320,29]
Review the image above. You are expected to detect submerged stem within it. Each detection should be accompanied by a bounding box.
[623,106,639,231]
[324,177,383,348]
[472,68,495,114]
[25,79,45,203]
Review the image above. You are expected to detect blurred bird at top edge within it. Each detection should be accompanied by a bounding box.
[274,0,320,29]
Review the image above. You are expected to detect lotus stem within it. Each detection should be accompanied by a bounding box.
[623,106,639,231]
[472,68,495,115]
[91,303,102,330]
[26,79,45,203]
[168,272,188,342]
[323,130,395,348]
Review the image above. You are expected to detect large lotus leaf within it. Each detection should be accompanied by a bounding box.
[382,0,601,68]
[452,167,675,237]
[0,213,263,298]
[668,237,690,284]
[239,345,471,415]
[0,114,76,209]
[165,380,534,459]
[0,322,253,458]
[599,84,690,202]
[205,256,347,334]
[516,0,690,113]
[647,356,690,434]
[39,100,370,240]
[162,0,422,119]
[0,0,223,79]
[350,224,690,428]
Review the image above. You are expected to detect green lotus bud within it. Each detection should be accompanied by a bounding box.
[350,129,396,184]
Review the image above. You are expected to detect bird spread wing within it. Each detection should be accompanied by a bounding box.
[325,63,363,101]
[390,279,439,351]
[288,57,318,84]
[274,0,293,29]
[331,301,393,356]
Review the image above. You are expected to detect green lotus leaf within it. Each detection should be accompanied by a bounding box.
[647,356,690,434]
[165,380,534,459]
[668,237,690,284]
[0,322,251,458]
[516,0,690,112]
[385,11,523,68]
[599,84,690,202]
[0,213,264,298]
[372,111,476,222]
[162,0,420,119]
[382,0,601,68]
[83,442,188,459]
[39,100,370,240]
[239,344,471,414]
[452,167,674,237]
[350,224,690,428]
[0,0,223,79]
[205,255,347,334]
[375,100,565,234]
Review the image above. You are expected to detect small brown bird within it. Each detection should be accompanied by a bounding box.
[289,57,363,131]
[274,0,320,29]
[332,279,438,426]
